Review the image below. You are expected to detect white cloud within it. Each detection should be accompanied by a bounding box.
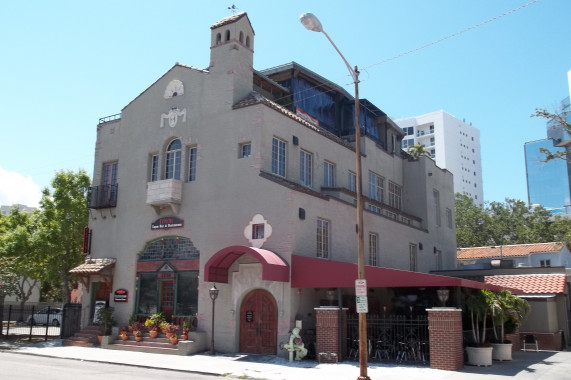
[0,166,43,208]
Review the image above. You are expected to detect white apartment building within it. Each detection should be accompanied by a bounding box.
[396,111,483,204]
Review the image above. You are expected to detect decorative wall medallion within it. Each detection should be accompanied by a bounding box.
[160,107,187,128]
[244,214,272,249]
[164,79,184,99]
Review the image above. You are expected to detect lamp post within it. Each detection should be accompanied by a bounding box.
[300,13,369,380]
[209,283,219,355]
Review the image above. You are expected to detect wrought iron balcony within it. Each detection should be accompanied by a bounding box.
[87,185,118,209]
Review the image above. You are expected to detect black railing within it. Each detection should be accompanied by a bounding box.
[87,184,118,209]
[347,314,429,365]
[98,113,121,124]
[1,305,62,340]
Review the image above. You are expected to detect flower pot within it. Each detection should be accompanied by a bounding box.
[466,346,493,366]
[170,337,178,345]
[491,343,512,361]
[120,334,128,341]
[149,330,158,338]
[135,336,142,342]
[166,332,174,339]
[181,334,188,341]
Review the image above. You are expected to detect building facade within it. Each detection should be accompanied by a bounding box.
[395,111,483,204]
[524,71,571,216]
[75,12,457,356]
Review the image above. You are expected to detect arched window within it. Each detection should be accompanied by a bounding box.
[166,139,182,180]
[225,30,230,41]
[239,31,244,43]
[216,33,221,45]
[246,36,250,48]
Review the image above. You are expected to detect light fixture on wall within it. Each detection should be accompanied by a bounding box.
[437,288,450,307]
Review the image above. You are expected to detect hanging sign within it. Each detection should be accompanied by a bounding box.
[356,296,368,313]
[114,289,128,302]
[151,216,184,230]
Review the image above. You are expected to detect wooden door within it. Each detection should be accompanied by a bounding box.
[239,289,277,354]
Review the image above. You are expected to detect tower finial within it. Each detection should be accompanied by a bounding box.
[228,4,238,14]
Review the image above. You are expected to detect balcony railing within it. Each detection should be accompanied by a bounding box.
[87,185,118,209]
[416,129,434,137]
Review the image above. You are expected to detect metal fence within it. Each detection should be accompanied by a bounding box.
[1,304,62,340]
[347,314,429,365]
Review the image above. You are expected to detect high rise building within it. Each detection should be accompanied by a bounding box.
[395,111,483,203]
[525,70,571,216]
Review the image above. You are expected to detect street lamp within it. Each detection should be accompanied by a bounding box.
[300,13,369,380]
[209,283,219,355]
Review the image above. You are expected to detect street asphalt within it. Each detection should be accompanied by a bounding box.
[1,339,570,380]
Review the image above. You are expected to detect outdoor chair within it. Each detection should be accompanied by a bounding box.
[523,334,538,351]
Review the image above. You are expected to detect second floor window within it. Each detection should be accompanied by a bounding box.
[433,190,441,226]
[150,154,158,182]
[166,139,182,180]
[300,150,312,187]
[388,181,402,210]
[316,219,329,258]
[252,224,264,239]
[102,161,118,202]
[323,161,335,187]
[272,138,286,177]
[369,233,378,266]
[369,172,384,203]
[188,147,197,182]
[348,171,356,192]
[409,243,418,272]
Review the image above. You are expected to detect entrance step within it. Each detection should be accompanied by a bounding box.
[62,325,104,347]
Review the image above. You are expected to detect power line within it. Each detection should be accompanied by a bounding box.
[363,0,541,71]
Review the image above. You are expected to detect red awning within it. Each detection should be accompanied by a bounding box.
[204,245,289,283]
[291,255,512,292]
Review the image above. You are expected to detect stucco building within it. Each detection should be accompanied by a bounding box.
[74,12,457,356]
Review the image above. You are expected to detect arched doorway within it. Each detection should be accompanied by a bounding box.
[239,289,277,354]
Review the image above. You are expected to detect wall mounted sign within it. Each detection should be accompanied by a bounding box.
[151,217,184,230]
[114,289,128,303]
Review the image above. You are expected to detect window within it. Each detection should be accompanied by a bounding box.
[388,181,402,210]
[369,172,384,202]
[252,224,264,239]
[409,243,418,271]
[348,171,356,192]
[368,233,378,266]
[102,161,118,203]
[166,139,182,180]
[271,137,286,177]
[300,150,312,187]
[150,154,158,182]
[137,273,158,314]
[433,190,441,226]
[240,142,251,158]
[188,147,197,181]
[316,219,329,258]
[540,259,551,267]
[446,208,453,228]
[435,249,442,270]
[323,161,335,187]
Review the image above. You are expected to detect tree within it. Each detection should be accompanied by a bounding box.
[0,207,45,312]
[0,257,19,335]
[407,143,431,159]
[455,194,568,248]
[39,170,90,303]
[531,102,571,163]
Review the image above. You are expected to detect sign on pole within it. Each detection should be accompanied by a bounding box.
[356,296,368,313]
[355,279,367,297]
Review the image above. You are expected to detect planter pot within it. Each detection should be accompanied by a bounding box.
[120,334,128,341]
[170,337,178,345]
[135,335,143,342]
[491,343,513,361]
[149,330,158,338]
[97,336,102,345]
[466,346,493,367]
[181,334,188,341]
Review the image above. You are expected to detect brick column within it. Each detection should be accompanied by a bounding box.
[427,308,463,371]
[315,307,347,363]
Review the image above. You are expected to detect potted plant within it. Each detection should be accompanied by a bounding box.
[128,314,138,332]
[169,334,178,345]
[95,307,115,345]
[145,318,159,338]
[462,289,493,366]
[134,329,143,342]
[181,317,192,340]
[159,320,169,334]
[119,326,129,341]
[164,323,179,339]
[489,290,530,361]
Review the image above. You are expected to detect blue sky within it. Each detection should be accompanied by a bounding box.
[1,0,570,208]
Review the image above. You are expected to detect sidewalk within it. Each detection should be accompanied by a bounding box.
[2,339,571,380]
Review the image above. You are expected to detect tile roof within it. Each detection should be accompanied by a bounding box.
[457,242,564,260]
[211,12,248,29]
[484,274,566,294]
[70,258,116,274]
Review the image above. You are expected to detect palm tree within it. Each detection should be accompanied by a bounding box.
[462,289,490,346]
[407,143,430,160]
[488,290,530,343]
